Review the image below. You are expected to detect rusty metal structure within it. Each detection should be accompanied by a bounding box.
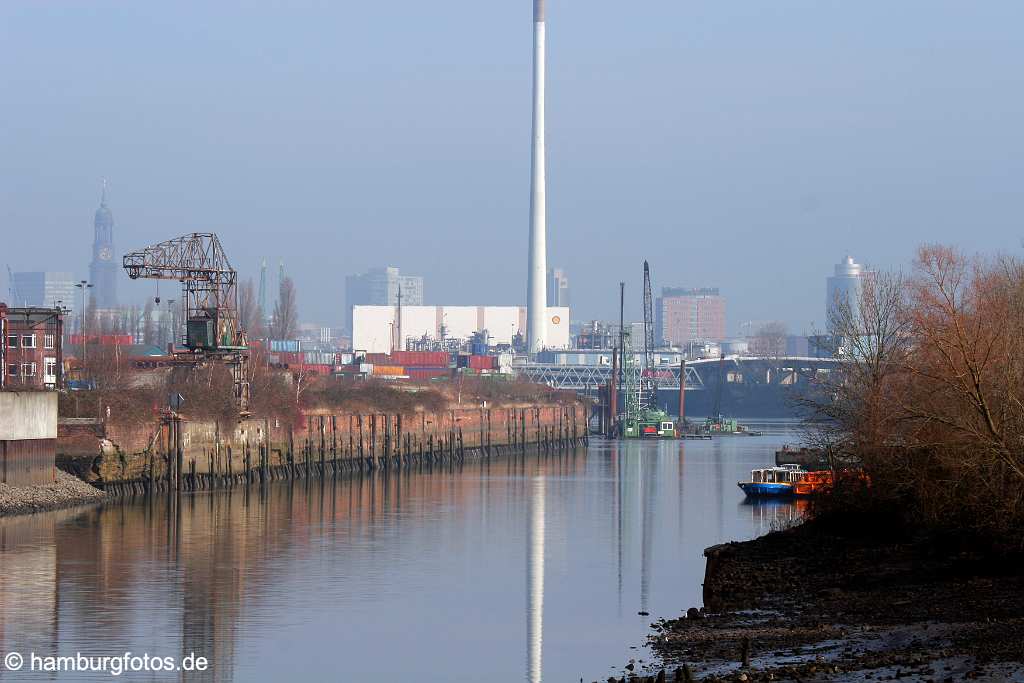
[123,233,249,413]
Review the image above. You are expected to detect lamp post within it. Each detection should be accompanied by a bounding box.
[75,280,93,374]
[55,300,69,390]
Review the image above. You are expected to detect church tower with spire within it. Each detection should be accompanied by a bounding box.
[89,180,118,309]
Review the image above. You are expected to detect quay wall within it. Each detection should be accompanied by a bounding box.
[57,402,588,494]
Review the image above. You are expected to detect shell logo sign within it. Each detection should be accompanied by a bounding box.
[551,315,561,325]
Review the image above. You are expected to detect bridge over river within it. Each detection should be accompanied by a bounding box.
[513,356,842,419]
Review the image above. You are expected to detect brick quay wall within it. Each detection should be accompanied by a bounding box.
[58,402,588,495]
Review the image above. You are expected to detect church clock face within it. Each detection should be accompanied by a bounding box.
[98,247,113,261]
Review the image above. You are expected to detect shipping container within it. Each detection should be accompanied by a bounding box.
[372,365,406,377]
[408,368,450,381]
[303,351,335,365]
[269,339,302,353]
[390,351,451,367]
[468,355,498,371]
[365,353,391,365]
[69,334,133,346]
[336,353,354,365]
[279,351,304,365]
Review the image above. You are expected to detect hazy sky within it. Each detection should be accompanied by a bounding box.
[2,1,1021,334]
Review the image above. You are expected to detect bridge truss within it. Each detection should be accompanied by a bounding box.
[513,362,705,394]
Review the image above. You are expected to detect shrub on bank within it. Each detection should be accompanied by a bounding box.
[807,245,1024,553]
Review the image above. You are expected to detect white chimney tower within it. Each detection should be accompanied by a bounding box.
[526,0,548,353]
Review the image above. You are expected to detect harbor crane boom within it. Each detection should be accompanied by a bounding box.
[642,260,655,374]
[123,232,249,413]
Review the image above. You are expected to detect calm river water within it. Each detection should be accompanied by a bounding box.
[0,423,804,682]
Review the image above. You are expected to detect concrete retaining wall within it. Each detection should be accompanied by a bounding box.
[0,392,58,486]
[0,392,57,440]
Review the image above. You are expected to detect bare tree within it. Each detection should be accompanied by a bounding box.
[142,299,156,346]
[270,277,298,340]
[800,269,912,461]
[238,278,263,338]
[902,246,1024,482]
[124,305,142,342]
[800,246,1024,544]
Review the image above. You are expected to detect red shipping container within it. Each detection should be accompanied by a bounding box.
[468,355,498,370]
[391,351,450,367]
[365,353,391,365]
[408,368,451,381]
[70,334,132,346]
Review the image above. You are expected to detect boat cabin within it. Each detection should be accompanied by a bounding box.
[750,466,804,485]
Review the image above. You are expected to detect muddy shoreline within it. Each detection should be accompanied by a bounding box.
[605,521,1024,682]
[0,470,107,517]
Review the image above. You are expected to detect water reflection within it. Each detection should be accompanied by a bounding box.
[526,473,545,683]
[0,432,804,682]
[741,497,809,536]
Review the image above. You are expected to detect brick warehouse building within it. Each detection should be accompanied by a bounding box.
[0,304,64,390]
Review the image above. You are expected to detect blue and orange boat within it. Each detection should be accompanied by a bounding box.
[738,465,833,498]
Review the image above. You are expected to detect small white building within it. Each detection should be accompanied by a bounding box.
[353,305,570,353]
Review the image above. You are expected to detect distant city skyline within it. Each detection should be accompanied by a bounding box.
[344,266,424,334]
[8,271,77,314]
[546,267,569,308]
[2,2,1021,333]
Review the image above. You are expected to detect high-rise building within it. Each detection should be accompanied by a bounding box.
[826,255,867,326]
[9,272,77,315]
[656,287,727,346]
[344,267,424,333]
[546,268,569,308]
[88,182,118,309]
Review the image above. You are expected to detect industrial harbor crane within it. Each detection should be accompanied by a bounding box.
[123,232,250,413]
[617,262,675,439]
[642,260,656,375]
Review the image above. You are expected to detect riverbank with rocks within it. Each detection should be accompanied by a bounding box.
[0,470,107,517]
[604,519,1024,683]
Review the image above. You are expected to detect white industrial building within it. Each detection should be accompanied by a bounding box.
[353,305,570,353]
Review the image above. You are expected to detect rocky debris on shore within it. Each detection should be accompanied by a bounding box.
[0,470,107,516]
[605,521,1024,682]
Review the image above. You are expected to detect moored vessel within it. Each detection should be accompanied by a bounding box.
[738,465,833,498]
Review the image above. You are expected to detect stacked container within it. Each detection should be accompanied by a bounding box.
[408,368,450,381]
[390,351,451,367]
[269,339,302,353]
[303,351,335,366]
[278,351,304,365]
[468,355,498,371]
